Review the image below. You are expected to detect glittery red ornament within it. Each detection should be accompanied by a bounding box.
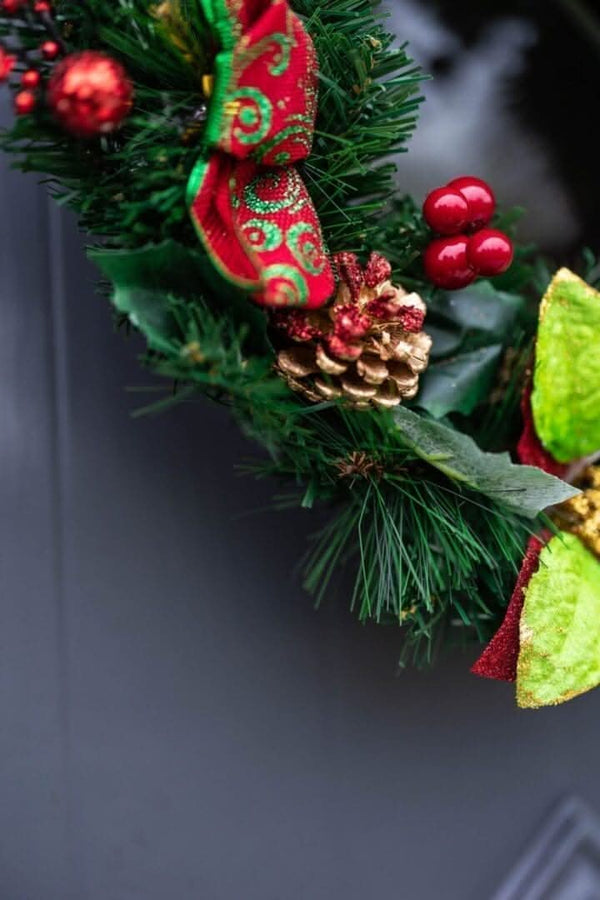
[423,186,470,235]
[21,69,41,89]
[40,39,61,61]
[0,46,16,81]
[14,89,37,115]
[47,51,134,138]
[471,536,544,682]
[423,235,476,290]
[448,175,496,230]
[467,228,514,276]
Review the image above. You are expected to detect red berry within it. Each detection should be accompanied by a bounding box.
[424,236,476,290]
[21,69,41,89]
[0,46,16,81]
[423,186,470,235]
[14,89,37,115]
[467,229,514,276]
[448,176,496,230]
[41,40,61,60]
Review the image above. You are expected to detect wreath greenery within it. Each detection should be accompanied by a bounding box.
[1,0,597,697]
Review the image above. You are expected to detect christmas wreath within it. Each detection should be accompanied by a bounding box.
[1,0,599,708]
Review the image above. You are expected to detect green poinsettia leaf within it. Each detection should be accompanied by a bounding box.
[89,240,270,354]
[531,268,600,463]
[517,533,600,708]
[414,344,503,419]
[394,406,579,518]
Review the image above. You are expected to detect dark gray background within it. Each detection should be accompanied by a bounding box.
[2,5,600,896]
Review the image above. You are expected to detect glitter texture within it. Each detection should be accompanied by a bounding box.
[517,382,568,478]
[471,536,544,682]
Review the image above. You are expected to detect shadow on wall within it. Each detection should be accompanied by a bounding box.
[387,0,582,252]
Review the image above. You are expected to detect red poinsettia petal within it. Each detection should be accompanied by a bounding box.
[517,383,568,478]
[471,536,544,682]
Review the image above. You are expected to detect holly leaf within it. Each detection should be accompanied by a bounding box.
[414,344,503,419]
[89,240,270,354]
[394,406,579,518]
[111,285,179,354]
[426,280,525,359]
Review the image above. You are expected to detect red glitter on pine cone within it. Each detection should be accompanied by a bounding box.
[398,306,425,333]
[471,536,544,682]
[271,309,321,342]
[363,252,392,288]
[327,334,363,361]
[333,304,370,342]
[333,252,364,300]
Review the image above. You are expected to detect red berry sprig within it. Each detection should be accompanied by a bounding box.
[422,176,514,290]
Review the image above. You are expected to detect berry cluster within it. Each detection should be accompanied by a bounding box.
[1,1,133,135]
[422,176,514,291]
[0,0,60,115]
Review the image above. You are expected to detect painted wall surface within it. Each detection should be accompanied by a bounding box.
[1,79,599,900]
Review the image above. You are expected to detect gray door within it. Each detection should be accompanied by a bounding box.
[2,78,600,900]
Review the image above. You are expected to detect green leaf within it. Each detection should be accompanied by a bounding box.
[414,344,503,418]
[517,533,600,708]
[89,240,270,354]
[112,286,178,354]
[426,280,525,357]
[393,406,579,518]
[532,268,600,462]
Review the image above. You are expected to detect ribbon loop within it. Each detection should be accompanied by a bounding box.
[189,0,333,308]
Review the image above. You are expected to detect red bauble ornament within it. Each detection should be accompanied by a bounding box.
[47,51,134,138]
[467,228,514,276]
[423,236,476,290]
[1,0,26,14]
[448,175,496,230]
[21,69,42,89]
[40,40,61,61]
[14,89,37,115]
[423,186,470,235]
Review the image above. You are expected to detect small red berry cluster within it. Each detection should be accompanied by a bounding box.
[0,0,61,115]
[422,176,514,291]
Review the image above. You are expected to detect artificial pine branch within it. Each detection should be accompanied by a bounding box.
[0,0,554,664]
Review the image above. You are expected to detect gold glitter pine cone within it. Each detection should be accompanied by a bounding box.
[275,252,432,410]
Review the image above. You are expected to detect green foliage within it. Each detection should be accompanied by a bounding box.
[0,0,562,664]
[293,1,425,253]
[393,406,578,517]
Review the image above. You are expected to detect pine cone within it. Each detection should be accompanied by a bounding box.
[274,252,432,409]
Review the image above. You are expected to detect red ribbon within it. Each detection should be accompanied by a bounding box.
[187,0,334,309]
